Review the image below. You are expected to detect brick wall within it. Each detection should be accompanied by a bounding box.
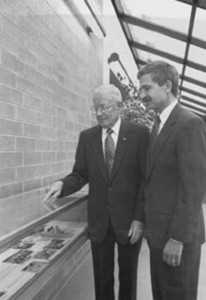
[0,0,103,236]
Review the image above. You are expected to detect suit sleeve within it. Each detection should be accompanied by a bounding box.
[60,132,89,197]
[168,118,206,243]
[134,125,150,222]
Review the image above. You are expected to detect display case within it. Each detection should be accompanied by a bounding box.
[0,193,89,300]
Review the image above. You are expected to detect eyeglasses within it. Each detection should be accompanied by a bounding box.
[90,104,117,114]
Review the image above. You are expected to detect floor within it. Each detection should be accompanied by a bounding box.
[67,205,206,300]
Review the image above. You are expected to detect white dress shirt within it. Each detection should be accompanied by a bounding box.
[158,100,178,134]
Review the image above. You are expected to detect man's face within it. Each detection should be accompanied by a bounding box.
[139,73,169,113]
[93,96,121,128]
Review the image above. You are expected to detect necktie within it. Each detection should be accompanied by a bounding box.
[150,114,161,148]
[104,128,115,175]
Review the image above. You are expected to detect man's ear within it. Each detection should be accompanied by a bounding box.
[165,80,172,93]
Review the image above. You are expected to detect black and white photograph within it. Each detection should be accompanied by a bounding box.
[0,0,205,299]
[22,261,48,273]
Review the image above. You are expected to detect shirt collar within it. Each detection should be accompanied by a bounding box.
[102,117,121,136]
[159,100,178,125]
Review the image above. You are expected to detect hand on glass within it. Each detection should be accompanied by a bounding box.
[43,181,63,211]
[128,220,143,244]
[163,238,183,267]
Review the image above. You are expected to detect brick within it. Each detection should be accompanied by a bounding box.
[17,166,39,180]
[22,64,52,92]
[40,126,57,139]
[0,152,22,168]
[23,152,42,165]
[56,152,67,161]
[0,0,101,234]
[17,164,51,180]
[0,101,16,119]
[0,66,16,87]
[0,136,15,151]
[0,182,23,199]
[35,139,51,151]
[23,123,40,138]
[16,107,40,124]
[16,76,38,95]
[36,164,52,177]
[0,84,22,106]
[16,137,36,151]
[39,112,52,127]
[0,168,15,185]
[23,178,42,192]
[16,77,53,102]
[51,162,68,173]
[0,118,22,135]
[42,152,56,162]
[18,47,37,66]
[22,93,42,111]
[42,174,61,186]
[1,50,24,73]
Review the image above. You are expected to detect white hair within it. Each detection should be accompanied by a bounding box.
[93,84,122,103]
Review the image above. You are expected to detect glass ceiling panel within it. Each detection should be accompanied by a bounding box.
[188,45,206,66]
[134,50,183,74]
[181,92,206,106]
[185,67,206,85]
[180,100,206,114]
[192,8,206,41]
[181,104,205,116]
[183,82,206,96]
[122,0,191,33]
[181,93,206,107]
[128,25,186,58]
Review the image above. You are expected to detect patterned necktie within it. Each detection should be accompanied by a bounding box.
[150,114,161,148]
[104,128,115,176]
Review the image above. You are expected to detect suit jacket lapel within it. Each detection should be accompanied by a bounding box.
[147,104,181,178]
[91,126,108,182]
[110,121,128,180]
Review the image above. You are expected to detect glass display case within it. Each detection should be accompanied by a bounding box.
[0,193,88,300]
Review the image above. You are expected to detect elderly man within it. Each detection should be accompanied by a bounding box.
[44,84,149,300]
[138,61,206,300]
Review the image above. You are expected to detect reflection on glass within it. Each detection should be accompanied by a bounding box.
[135,50,183,74]
[181,95,206,112]
[183,82,206,97]
[181,92,206,106]
[185,66,206,84]
[129,25,186,58]
[181,104,205,116]
[123,0,191,33]
[192,8,206,41]
[188,45,206,66]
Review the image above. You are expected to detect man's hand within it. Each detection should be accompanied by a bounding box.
[163,238,183,267]
[43,181,63,210]
[128,220,143,244]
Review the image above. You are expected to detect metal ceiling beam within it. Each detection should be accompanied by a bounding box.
[130,40,183,63]
[181,99,206,114]
[130,40,206,73]
[180,86,206,100]
[111,0,141,69]
[179,0,198,90]
[176,0,206,10]
[120,13,206,50]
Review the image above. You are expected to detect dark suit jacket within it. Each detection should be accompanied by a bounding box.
[144,104,206,248]
[61,120,149,244]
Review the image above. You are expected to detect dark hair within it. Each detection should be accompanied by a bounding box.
[138,61,179,97]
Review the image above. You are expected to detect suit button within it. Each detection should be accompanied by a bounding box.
[108,187,112,191]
